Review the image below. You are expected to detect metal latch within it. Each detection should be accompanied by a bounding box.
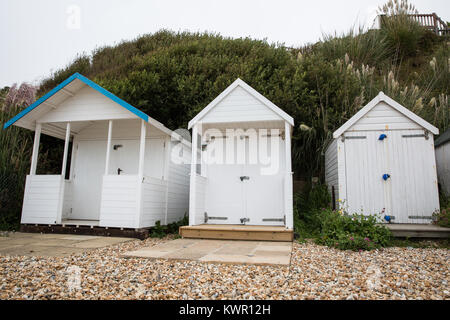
[240,218,250,224]
[240,176,250,181]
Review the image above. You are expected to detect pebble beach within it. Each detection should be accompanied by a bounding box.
[0,236,448,300]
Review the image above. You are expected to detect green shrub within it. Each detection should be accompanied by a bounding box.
[294,183,331,237]
[432,193,450,228]
[432,208,450,228]
[315,209,393,251]
[149,214,189,238]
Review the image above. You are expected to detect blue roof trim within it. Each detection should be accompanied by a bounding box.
[3,72,149,129]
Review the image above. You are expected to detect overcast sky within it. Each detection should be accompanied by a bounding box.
[1,0,448,87]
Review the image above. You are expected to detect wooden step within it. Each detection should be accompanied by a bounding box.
[179,224,293,242]
[385,224,450,238]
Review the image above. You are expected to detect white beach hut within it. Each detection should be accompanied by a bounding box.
[435,129,450,196]
[4,73,191,231]
[325,92,440,224]
[180,79,294,241]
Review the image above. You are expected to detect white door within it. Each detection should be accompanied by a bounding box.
[245,135,285,226]
[389,130,440,223]
[108,139,139,175]
[344,131,386,217]
[205,164,244,224]
[245,164,284,225]
[71,140,106,220]
[144,138,166,179]
[344,130,440,223]
[204,132,285,226]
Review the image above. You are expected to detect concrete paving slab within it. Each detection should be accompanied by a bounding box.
[70,237,133,248]
[199,254,252,264]
[30,239,81,247]
[2,245,88,257]
[258,244,292,252]
[60,235,101,241]
[123,238,292,266]
[0,232,133,257]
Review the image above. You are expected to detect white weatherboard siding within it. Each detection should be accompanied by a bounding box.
[201,86,282,124]
[37,85,137,123]
[326,94,440,224]
[436,144,450,195]
[141,177,167,227]
[348,102,422,132]
[324,139,339,208]
[99,175,138,228]
[166,142,191,224]
[21,175,63,224]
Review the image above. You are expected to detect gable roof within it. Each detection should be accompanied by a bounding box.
[333,92,439,138]
[435,128,450,147]
[188,78,294,129]
[3,73,149,130]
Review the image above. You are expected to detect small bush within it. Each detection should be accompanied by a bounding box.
[433,194,450,228]
[293,183,330,239]
[149,214,189,238]
[432,208,450,228]
[315,209,393,251]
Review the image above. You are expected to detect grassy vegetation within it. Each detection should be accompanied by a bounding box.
[0,87,33,230]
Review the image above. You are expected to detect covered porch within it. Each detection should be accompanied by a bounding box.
[4,73,183,231]
[23,117,169,229]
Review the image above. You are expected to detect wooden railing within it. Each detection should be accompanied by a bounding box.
[380,13,449,36]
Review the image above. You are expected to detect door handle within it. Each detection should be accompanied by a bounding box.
[240,176,250,181]
[118,168,123,175]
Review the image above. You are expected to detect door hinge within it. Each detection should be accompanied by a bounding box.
[342,135,366,142]
[408,216,433,220]
[402,133,429,140]
[204,212,228,223]
[262,215,286,224]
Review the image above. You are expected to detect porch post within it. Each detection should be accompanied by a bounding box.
[61,122,71,177]
[189,123,198,226]
[136,119,146,228]
[105,120,113,175]
[284,121,294,229]
[138,119,146,177]
[30,123,42,175]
